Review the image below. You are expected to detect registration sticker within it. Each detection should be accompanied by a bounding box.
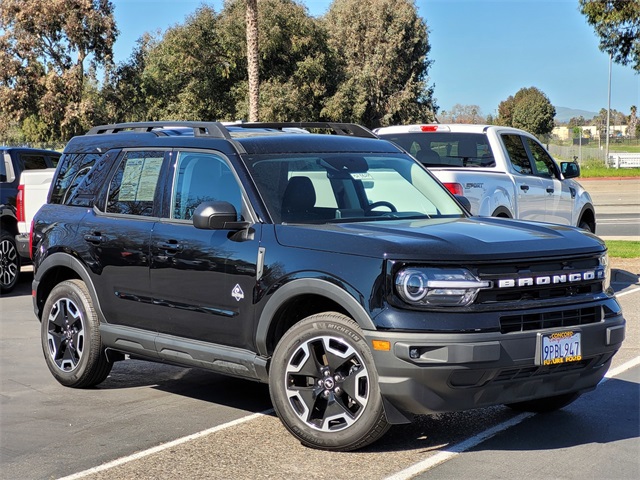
[539,331,581,366]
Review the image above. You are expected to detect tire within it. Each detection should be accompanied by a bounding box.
[269,312,390,451]
[41,279,113,388]
[578,220,594,234]
[505,392,581,413]
[0,231,21,293]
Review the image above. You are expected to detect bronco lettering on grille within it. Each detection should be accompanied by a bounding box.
[497,267,605,289]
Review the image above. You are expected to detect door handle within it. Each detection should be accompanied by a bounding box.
[546,188,554,194]
[83,233,103,245]
[155,241,183,252]
[520,185,529,191]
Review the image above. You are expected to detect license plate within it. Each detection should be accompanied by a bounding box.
[540,331,582,366]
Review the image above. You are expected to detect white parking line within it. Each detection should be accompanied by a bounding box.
[617,286,640,298]
[58,409,274,480]
[384,355,640,480]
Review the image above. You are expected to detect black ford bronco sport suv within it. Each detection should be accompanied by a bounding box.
[31,121,625,451]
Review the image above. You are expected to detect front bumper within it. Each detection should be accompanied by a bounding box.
[365,313,625,416]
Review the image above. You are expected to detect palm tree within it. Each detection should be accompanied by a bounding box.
[629,105,637,139]
[246,0,259,121]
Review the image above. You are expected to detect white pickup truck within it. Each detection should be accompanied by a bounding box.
[376,124,596,233]
[15,168,55,260]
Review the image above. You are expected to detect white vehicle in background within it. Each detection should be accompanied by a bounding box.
[375,124,596,233]
[15,169,55,261]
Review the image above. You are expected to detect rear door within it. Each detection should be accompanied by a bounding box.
[149,149,261,350]
[500,134,546,222]
[79,149,167,330]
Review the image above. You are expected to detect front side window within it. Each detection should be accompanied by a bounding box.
[106,151,164,216]
[501,134,533,175]
[525,138,557,178]
[246,153,464,224]
[171,151,242,221]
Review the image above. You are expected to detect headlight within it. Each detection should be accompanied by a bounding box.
[395,268,491,307]
[600,253,611,293]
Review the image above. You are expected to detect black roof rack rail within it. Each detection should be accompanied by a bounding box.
[85,121,378,140]
[230,122,378,139]
[86,121,232,139]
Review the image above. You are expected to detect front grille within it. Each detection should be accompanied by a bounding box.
[500,306,601,334]
[474,255,604,305]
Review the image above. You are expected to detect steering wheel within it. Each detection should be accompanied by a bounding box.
[365,201,397,214]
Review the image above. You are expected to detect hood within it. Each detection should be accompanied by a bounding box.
[274,217,605,262]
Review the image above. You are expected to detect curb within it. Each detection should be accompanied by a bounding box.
[579,177,640,181]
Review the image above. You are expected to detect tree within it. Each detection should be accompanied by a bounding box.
[119,1,334,123]
[215,0,336,121]
[497,95,516,127]
[246,0,259,121]
[0,0,118,142]
[322,0,436,128]
[124,6,239,121]
[101,34,155,123]
[568,116,586,126]
[497,87,556,137]
[439,104,484,124]
[579,0,640,72]
[629,105,638,138]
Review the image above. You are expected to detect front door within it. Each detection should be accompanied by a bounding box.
[149,150,261,350]
[524,137,573,225]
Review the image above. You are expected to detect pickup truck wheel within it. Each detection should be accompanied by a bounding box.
[579,221,594,233]
[505,392,581,413]
[269,312,390,451]
[0,231,20,293]
[41,279,112,388]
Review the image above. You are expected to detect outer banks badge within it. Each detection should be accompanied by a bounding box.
[231,284,245,302]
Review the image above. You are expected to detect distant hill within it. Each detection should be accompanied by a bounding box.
[554,107,598,124]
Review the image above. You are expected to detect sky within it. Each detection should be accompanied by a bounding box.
[110,0,639,118]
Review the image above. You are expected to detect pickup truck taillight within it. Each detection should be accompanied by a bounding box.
[443,182,464,196]
[16,183,25,222]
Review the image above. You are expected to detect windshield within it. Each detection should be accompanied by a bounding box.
[379,132,496,168]
[244,153,465,224]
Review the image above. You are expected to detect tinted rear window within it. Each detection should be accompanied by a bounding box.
[50,153,101,204]
[379,132,495,168]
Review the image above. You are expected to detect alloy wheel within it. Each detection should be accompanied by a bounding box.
[284,335,370,432]
[46,297,86,372]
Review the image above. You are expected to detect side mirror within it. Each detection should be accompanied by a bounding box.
[560,161,580,179]
[455,195,472,213]
[193,201,247,230]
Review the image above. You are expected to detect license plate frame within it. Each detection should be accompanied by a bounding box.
[537,331,582,366]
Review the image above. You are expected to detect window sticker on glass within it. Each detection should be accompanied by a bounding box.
[119,156,163,201]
